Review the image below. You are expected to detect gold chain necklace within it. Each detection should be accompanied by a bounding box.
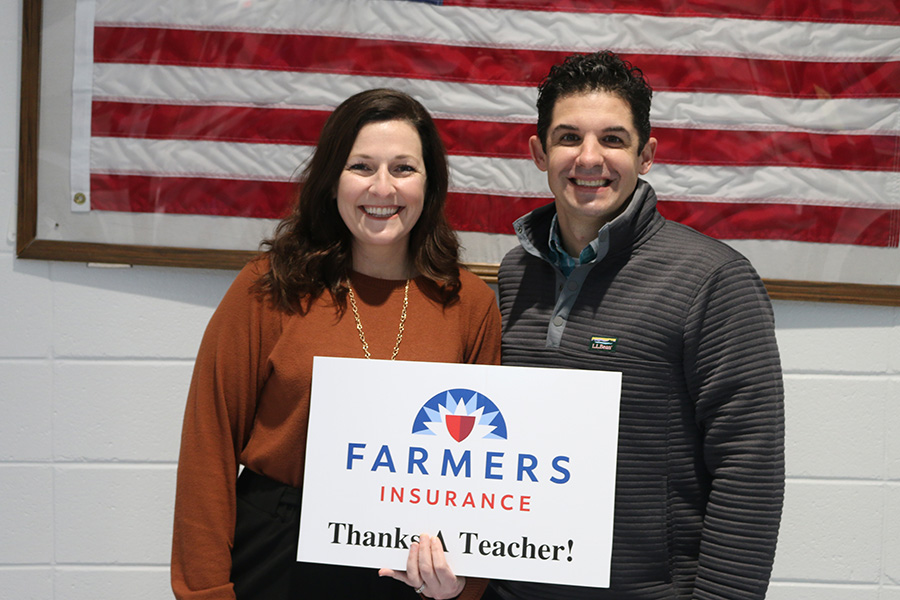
[347,279,409,360]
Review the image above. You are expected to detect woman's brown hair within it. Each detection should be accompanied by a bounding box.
[256,88,460,313]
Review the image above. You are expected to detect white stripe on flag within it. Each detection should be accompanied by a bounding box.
[91,138,313,181]
[448,156,549,198]
[90,137,898,210]
[648,164,898,209]
[94,0,900,60]
[93,65,900,135]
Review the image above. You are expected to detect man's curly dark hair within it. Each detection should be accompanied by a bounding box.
[536,50,653,153]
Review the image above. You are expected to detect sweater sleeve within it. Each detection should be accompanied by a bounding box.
[456,577,488,600]
[171,261,279,600]
[683,259,785,599]
[460,271,502,366]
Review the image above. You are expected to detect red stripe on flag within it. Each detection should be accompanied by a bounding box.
[441,0,899,26]
[92,101,899,171]
[655,128,899,172]
[90,174,295,219]
[446,193,549,234]
[92,102,331,146]
[93,27,900,99]
[658,200,900,247]
[89,174,900,246]
[438,119,535,160]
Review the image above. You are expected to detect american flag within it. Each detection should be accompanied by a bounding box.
[74,0,900,263]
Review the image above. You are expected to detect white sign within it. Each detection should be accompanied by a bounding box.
[297,357,621,588]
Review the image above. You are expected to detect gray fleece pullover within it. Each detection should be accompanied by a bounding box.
[494,180,785,600]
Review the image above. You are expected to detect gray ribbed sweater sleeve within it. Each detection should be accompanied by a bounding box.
[684,259,785,599]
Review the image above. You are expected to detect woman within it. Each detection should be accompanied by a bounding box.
[171,89,499,600]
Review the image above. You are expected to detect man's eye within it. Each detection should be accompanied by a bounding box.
[559,133,580,143]
[603,136,625,145]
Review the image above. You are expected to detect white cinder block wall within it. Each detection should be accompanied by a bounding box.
[1,0,898,597]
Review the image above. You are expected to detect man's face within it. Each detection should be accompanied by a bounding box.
[529,91,656,252]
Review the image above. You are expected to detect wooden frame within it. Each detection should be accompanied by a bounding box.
[16,0,900,305]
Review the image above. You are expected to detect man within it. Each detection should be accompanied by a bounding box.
[491,51,785,599]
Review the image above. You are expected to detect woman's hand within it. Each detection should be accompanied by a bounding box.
[379,533,465,599]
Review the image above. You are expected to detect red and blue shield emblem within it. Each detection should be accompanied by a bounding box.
[445,414,476,442]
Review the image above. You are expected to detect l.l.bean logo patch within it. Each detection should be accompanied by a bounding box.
[590,336,617,352]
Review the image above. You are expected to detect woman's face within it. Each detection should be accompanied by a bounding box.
[337,119,426,262]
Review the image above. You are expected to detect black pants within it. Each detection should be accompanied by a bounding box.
[231,469,420,600]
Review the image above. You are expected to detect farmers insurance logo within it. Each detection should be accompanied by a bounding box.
[411,389,507,443]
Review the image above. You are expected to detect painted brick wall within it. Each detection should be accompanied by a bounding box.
[1,1,898,597]
[768,302,900,600]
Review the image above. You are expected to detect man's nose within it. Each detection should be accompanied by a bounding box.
[575,137,604,168]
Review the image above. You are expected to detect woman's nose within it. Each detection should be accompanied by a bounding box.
[369,167,394,196]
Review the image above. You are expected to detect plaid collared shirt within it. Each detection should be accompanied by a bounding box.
[547,214,600,277]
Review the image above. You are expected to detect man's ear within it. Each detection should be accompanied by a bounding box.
[639,137,657,175]
[528,135,549,172]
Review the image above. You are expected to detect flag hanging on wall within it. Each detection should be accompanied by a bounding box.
[72,0,900,256]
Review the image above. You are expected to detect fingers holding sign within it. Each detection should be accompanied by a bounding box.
[379,533,465,599]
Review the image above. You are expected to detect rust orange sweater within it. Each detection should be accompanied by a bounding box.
[172,260,501,599]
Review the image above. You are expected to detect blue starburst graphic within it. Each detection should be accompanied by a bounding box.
[412,388,507,441]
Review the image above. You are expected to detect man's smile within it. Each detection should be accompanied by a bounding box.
[572,178,612,188]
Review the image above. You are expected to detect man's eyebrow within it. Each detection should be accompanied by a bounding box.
[549,124,633,137]
[549,124,580,137]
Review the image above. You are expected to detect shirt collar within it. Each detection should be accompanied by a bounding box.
[548,213,603,277]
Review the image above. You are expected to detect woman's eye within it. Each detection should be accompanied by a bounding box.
[347,163,371,172]
[394,164,417,175]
